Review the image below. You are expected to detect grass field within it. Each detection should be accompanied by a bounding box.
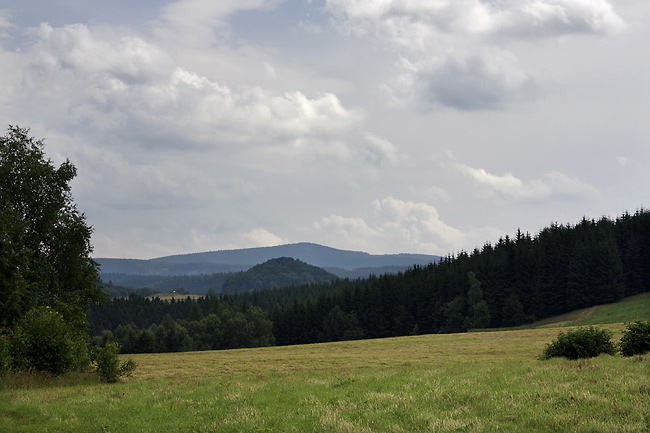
[1,296,649,432]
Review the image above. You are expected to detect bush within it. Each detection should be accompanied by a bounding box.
[91,341,136,383]
[539,326,617,360]
[619,321,650,356]
[8,307,85,375]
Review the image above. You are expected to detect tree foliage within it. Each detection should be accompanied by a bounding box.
[0,126,104,332]
[0,126,109,377]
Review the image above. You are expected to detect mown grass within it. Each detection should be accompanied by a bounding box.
[1,296,649,432]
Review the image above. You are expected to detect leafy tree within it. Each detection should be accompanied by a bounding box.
[0,126,104,332]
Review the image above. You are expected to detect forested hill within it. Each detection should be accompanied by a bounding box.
[88,209,650,352]
[221,258,337,293]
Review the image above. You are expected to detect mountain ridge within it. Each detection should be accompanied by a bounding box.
[95,242,442,276]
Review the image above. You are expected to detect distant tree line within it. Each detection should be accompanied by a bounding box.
[89,294,274,353]
[100,272,233,296]
[88,209,650,352]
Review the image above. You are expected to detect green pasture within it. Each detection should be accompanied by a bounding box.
[1,296,649,432]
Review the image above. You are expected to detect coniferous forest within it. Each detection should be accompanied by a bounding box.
[88,209,650,353]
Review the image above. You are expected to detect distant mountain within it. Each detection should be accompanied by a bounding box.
[96,242,441,276]
[221,257,338,293]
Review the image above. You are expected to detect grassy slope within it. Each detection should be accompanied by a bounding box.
[1,295,649,432]
[529,292,650,328]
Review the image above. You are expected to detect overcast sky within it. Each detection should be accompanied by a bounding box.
[1,0,648,259]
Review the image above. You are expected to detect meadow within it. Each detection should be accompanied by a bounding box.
[1,295,649,432]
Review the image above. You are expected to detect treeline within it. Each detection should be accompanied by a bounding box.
[100,281,160,299]
[100,272,233,296]
[88,209,650,351]
[89,295,273,353]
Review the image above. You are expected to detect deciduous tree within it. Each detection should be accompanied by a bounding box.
[0,125,104,331]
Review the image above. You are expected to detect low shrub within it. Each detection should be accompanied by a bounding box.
[91,341,136,383]
[539,326,617,360]
[619,320,650,356]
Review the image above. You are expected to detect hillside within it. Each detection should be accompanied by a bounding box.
[221,257,338,293]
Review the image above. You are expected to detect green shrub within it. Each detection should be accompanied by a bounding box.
[91,341,136,383]
[539,326,617,360]
[8,307,84,375]
[619,321,650,356]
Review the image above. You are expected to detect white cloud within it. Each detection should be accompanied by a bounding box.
[240,228,288,248]
[312,197,466,254]
[313,215,379,245]
[456,162,600,200]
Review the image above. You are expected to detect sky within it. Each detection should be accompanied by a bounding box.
[1,0,648,259]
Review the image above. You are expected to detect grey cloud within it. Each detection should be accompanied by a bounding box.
[419,50,536,110]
